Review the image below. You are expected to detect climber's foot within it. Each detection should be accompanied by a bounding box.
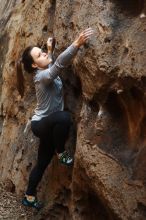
[22,195,44,211]
[58,151,73,166]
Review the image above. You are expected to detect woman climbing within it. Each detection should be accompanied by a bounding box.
[16,28,94,210]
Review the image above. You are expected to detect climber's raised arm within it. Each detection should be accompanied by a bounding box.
[34,28,94,83]
[16,28,94,96]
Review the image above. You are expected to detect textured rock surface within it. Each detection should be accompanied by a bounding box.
[0,0,146,219]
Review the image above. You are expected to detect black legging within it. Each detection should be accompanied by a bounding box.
[26,111,72,196]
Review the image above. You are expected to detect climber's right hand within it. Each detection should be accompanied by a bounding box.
[73,28,94,48]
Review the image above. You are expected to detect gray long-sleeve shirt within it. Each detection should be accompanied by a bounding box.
[31,44,78,121]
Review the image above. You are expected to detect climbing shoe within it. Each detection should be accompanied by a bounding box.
[22,196,44,211]
[58,151,73,166]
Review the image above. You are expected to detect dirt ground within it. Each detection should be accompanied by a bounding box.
[0,183,37,220]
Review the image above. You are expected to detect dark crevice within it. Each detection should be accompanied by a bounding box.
[105,92,124,119]
[130,86,144,100]
[88,99,99,112]
[92,85,146,182]
[40,188,72,220]
[111,0,145,16]
[90,90,134,165]
[47,0,56,34]
[73,169,120,220]
[137,202,146,212]
[0,116,4,136]
[75,191,114,220]
[42,25,48,34]
[62,66,82,112]
[37,0,57,50]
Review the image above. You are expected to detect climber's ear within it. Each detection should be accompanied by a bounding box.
[32,63,38,68]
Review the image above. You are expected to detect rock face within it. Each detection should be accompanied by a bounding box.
[0,0,146,219]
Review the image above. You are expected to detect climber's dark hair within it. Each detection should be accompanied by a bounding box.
[16,46,36,97]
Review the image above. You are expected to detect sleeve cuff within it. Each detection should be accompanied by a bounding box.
[67,43,79,56]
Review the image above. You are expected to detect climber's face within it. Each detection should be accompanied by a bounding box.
[30,47,52,69]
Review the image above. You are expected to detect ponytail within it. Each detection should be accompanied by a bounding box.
[16,58,25,98]
[16,46,36,97]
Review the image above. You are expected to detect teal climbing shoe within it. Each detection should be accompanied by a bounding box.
[22,196,44,211]
[58,151,73,166]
